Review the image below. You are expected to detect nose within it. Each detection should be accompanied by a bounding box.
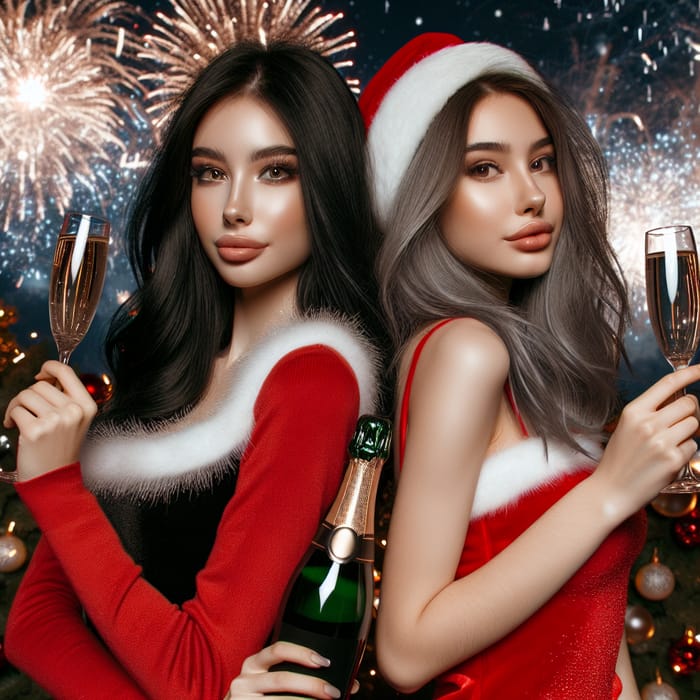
[515,173,545,216]
[223,182,252,226]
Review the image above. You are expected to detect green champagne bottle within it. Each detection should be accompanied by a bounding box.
[271,414,392,698]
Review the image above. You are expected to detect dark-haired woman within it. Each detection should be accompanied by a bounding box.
[360,33,700,699]
[4,41,382,700]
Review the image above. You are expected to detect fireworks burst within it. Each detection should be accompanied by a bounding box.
[0,0,143,229]
[140,0,357,129]
[543,3,700,359]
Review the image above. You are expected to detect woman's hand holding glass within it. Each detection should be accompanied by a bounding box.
[2,360,97,482]
[594,363,700,520]
[0,212,108,484]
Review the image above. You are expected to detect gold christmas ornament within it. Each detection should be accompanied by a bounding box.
[650,492,698,518]
[0,521,27,573]
[641,669,680,700]
[634,548,676,601]
[625,604,655,645]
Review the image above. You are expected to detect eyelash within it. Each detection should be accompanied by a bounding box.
[467,154,557,178]
[189,161,299,183]
[259,161,298,181]
[190,165,225,182]
[467,162,500,178]
[531,155,556,171]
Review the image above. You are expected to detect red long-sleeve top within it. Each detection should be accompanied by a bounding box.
[6,322,377,699]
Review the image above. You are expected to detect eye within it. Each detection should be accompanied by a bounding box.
[259,163,298,182]
[467,162,500,179]
[191,165,227,182]
[531,155,556,173]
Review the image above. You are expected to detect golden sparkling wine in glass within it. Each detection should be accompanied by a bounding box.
[49,212,110,364]
[645,224,700,493]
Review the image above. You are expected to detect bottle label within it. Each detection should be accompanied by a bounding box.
[273,620,364,697]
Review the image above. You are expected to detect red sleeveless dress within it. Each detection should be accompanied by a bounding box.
[398,320,646,700]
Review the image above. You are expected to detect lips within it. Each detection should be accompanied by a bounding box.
[506,221,554,252]
[215,235,266,263]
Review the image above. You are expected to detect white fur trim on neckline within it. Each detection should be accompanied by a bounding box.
[471,436,601,519]
[80,314,379,501]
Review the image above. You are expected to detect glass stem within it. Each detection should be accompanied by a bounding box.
[58,349,72,364]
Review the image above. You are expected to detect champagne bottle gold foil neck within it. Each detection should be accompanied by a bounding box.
[323,455,383,550]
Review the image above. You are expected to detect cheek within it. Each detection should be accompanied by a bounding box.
[190,187,219,234]
[548,182,564,219]
[441,185,498,243]
[265,189,307,232]
[265,190,310,259]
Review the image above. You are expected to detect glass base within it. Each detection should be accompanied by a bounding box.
[659,477,700,494]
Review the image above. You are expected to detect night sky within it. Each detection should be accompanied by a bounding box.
[2,0,699,395]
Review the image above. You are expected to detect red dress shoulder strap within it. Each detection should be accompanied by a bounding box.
[398,319,456,467]
[398,319,528,468]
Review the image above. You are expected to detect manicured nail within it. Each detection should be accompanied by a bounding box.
[311,652,331,667]
[324,685,341,699]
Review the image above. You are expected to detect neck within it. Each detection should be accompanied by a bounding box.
[226,271,300,364]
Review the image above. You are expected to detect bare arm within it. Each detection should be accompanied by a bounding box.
[376,319,700,692]
[615,631,641,700]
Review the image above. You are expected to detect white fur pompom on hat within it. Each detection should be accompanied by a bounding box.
[359,32,545,224]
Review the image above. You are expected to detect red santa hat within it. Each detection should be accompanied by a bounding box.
[359,33,545,223]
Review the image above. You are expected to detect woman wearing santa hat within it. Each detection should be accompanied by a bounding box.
[359,33,700,699]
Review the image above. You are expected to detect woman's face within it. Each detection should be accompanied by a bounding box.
[439,91,564,283]
[190,95,310,295]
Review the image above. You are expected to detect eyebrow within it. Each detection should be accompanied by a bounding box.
[190,145,297,162]
[464,136,553,154]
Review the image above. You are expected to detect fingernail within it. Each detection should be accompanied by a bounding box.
[324,685,341,699]
[311,652,331,667]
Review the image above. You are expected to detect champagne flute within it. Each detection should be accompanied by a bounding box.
[645,224,700,493]
[0,212,110,484]
[49,211,110,364]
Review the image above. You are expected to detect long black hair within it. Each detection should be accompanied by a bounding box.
[104,41,384,421]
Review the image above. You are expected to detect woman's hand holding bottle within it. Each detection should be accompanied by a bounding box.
[3,360,97,481]
[223,641,357,699]
[594,363,700,520]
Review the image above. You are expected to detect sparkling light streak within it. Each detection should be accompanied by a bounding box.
[0,0,699,379]
[0,0,143,229]
[140,0,358,129]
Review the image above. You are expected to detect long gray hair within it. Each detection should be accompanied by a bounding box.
[377,73,629,450]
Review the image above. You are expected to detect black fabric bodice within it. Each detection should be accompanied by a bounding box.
[97,461,239,605]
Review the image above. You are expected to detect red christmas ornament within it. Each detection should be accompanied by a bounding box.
[668,627,700,676]
[672,507,700,548]
[79,373,113,406]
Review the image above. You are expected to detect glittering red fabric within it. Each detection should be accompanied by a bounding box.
[433,470,646,699]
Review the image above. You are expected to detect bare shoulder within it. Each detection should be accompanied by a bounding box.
[409,318,509,385]
[395,318,510,439]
